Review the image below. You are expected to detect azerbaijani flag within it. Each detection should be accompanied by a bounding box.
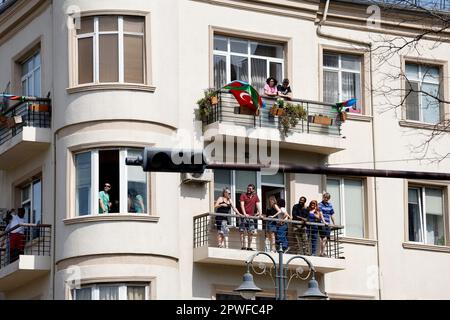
[335,98,357,112]
[223,81,264,111]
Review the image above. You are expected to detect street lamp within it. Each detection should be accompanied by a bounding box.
[234,244,328,300]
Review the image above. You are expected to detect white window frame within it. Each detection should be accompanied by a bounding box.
[21,51,41,96]
[75,148,148,216]
[76,16,145,85]
[323,52,362,107]
[408,186,446,245]
[213,35,285,88]
[20,178,42,224]
[404,62,441,123]
[72,283,150,300]
[327,177,365,238]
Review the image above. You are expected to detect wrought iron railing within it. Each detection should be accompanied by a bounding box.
[0,223,52,269]
[204,91,341,136]
[0,99,51,147]
[194,213,344,259]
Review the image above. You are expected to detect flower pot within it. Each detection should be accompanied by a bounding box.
[313,116,333,126]
[28,103,50,112]
[210,96,219,105]
[270,106,285,116]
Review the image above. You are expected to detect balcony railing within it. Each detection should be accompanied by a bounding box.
[194,213,344,259]
[204,91,341,136]
[0,223,52,269]
[0,99,51,147]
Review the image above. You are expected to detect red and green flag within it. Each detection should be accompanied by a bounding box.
[223,81,265,111]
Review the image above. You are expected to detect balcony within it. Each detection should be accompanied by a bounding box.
[202,92,346,154]
[0,224,52,291]
[0,99,51,169]
[193,213,346,274]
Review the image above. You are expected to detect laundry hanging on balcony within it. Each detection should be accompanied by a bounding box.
[223,81,265,113]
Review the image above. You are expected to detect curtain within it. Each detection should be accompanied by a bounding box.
[425,188,444,245]
[78,37,93,84]
[124,35,144,84]
[127,286,146,300]
[269,62,283,85]
[323,71,339,104]
[344,179,364,238]
[326,179,341,225]
[231,56,248,83]
[74,288,92,300]
[408,188,423,242]
[99,285,119,300]
[214,55,227,89]
[251,58,266,94]
[99,34,119,82]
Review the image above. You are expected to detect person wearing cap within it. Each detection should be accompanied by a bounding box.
[277,78,293,100]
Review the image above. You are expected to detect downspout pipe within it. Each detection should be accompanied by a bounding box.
[316,0,382,300]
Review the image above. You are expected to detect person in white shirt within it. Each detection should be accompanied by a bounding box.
[8,208,25,262]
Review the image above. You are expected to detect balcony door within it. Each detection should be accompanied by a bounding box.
[21,179,42,225]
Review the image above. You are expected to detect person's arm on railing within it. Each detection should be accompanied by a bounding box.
[229,200,241,216]
[255,201,262,218]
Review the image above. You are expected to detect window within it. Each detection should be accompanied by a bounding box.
[327,178,365,238]
[73,283,149,300]
[405,63,441,124]
[76,15,145,85]
[21,179,42,225]
[408,186,446,246]
[323,52,362,111]
[21,51,41,96]
[74,148,149,216]
[213,35,285,93]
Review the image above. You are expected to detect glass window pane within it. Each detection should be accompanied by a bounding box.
[425,188,443,215]
[214,55,227,89]
[99,16,118,32]
[34,52,41,68]
[99,285,119,300]
[32,180,42,224]
[343,179,364,238]
[422,65,440,83]
[22,185,31,202]
[34,67,41,96]
[261,172,284,185]
[326,179,341,225]
[230,56,248,83]
[405,81,419,121]
[230,39,248,54]
[214,169,231,201]
[78,37,93,84]
[323,70,339,103]
[425,188,444,245]
[21,62,28,77]
[250,42,283,58]
[99,34,119,82]
[342,72,361,107]
[123,16,144,33]
[405,63,419,80]
[421,83,440,124]
[74,288,92,300]
[127,149,147,213]
[235,171,257,201]
[77,16,94,34]
[323,53,339,68]
[213,36,228,51]
[124,35,144,83]
[127,286,146,300]
[76,152,91,216]
[408,188,423,242]
[251,58,266,94]
[269,62,283,85]
[341,55,361,71]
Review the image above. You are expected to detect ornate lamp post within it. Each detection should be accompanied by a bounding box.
[234,245,328,300]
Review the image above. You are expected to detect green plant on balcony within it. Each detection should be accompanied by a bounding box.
[196,88,219,122]
[278,103,307,137]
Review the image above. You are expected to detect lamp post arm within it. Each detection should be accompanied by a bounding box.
[245,251,279,298]
[285,255,316,273]
[245,251,277,268]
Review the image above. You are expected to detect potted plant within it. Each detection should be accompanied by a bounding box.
[197,88,219,122]
[278,102,307,137]
[312,114,333,125]
[270,98,286,116]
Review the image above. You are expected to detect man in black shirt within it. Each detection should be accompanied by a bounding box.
[291,196,309,254]
[277,78,293,100]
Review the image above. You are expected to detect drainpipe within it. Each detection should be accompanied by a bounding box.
[51,3,56,301]
[317,0,383,300]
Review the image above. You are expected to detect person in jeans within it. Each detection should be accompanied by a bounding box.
[239,184,262,250]
[266,196,281,252]
[306,200,321,256]
[8,208,26,262]
[318,192,336,257]
[275,199,290,252]
[214,188,240,248]
[292,196,309,254]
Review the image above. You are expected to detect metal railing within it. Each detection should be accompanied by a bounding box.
[0,223,52,269]
[204,91,341,136]
[0,99,51,147]
[194,213,344,259]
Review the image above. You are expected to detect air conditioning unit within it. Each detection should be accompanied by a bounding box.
[181,169,213,184]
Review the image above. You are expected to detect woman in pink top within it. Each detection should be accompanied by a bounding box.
[264,77,278,97]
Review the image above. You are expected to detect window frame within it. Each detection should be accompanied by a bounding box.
[407,184,447,246]
[73,148,150,217]
[322,51,362,111]
[20,178,42,225]
[326,176,366,239]
[72,282,150,300]
[20,50,41,96]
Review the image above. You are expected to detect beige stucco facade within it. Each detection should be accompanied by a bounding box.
[0,0,449,300]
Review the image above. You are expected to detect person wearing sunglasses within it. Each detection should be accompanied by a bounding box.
[99,183,112,214]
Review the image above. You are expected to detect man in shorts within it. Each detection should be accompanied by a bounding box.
[239,184,262,250]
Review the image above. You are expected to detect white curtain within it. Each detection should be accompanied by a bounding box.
[251,58,266,94]
[127,286,146,300]
[99,285,119,300]
[323,71,339,104]
[74,288,92,300]
[344,179,364,238]
[231,56,248,83]
[425,188,444,245]
[214,55,227,89]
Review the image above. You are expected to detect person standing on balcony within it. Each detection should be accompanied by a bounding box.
[277,78,293,100]
[275,199,290,252]
[239,184,262,250]
[318,192,336,257]
[264,77,278,97]
[1,210,13,265]
[292,196,309,254]
[214,188,240,248]
[307,200,321,256]
[99,183,112,214]
[266,196,281,252]
[8,208,25,263]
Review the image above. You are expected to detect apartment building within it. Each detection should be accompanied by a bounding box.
[0,0,449,300]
